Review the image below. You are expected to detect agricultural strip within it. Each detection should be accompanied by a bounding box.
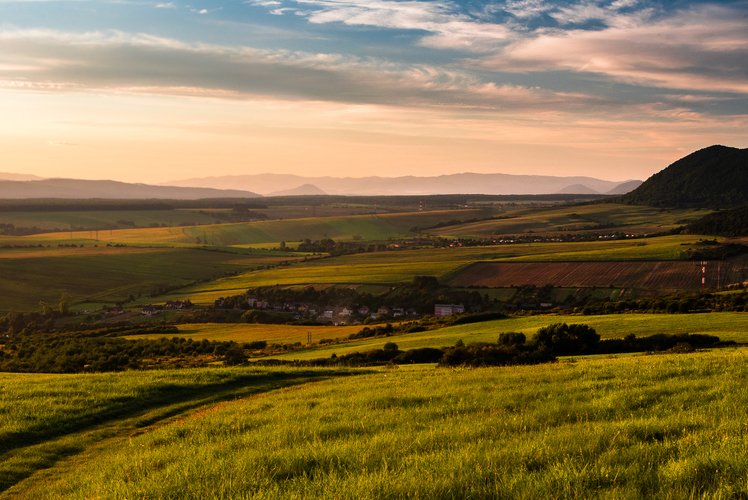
[12,352,748,499]
[449,260,748,291]
[431,204,709,237]
[150,236,705,305]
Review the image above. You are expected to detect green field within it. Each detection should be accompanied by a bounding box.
[8,209,495,248]
[146,235,704,306]
[0,246,305,311]
[5,351,748,499]
[266,312,748,360]
[431,204,710,238]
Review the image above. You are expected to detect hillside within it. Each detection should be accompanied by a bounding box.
[619,145,748,208]
[0,179,261,200]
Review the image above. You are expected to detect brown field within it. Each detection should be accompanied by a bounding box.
[449,257,748,291]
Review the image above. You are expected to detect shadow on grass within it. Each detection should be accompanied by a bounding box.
[0,368,368,493]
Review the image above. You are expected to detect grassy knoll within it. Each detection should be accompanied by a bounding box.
[9,351,748,499]
[0,246,303,311]
[0,367,359,497]
[431,204,710,238]
[125,323,365,344]
[268,312,748,360]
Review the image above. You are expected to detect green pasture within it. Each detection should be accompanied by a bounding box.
[0,367,358,498]
[269,312,748,360]
[431,204,710,238]
[6,352,748,499]
[0,209,221,231]
[0,246,303,312]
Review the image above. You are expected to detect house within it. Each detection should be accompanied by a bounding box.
[377,305,391,315]
[141,305,161,316]
[392,308,404,317]
[406,308,419,318]
[108,306,124,316]
[340,307,354,317]
[358,305,370,315]
[246,297,257,307]
[165,300,191,310]
[323,309,334,319]
[434,304,465,317]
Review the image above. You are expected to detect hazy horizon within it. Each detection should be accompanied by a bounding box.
[1,0,746,184]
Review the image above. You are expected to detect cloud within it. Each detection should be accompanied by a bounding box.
[479,4,748,94]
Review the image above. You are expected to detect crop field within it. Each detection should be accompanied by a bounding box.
[0,209,221,231]
[430,204,709,238]
[0,246,305,312]
[451,261,709,291]
[148,236,707,305]
[5,352,748,499]
[14,209,494,248]
[267,312,748,360]
[451,254,748,291]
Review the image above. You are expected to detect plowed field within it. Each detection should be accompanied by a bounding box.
[449,258,748,291]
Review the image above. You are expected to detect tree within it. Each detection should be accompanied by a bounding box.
[39,301,54,317]
[59,292,73,315]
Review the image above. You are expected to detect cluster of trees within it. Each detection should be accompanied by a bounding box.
[0,330,257,373]
[259,323,724,369]
[680,206,748,237]
[573,290,748,315]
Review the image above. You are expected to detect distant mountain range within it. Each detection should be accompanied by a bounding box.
[0,178,260,200]
[619,145,748,208]
[162,173,641,196]
[0,172,45,182]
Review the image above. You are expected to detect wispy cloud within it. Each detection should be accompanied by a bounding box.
[481,4,748,94]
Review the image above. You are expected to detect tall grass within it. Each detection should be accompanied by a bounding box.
[14,351,748,499]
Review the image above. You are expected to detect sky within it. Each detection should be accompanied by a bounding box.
[0,0,747,184]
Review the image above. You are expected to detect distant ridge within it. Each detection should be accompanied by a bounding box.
[0,178,261,200]
[268,184,327,196]
[0,172,45,181]
[606,180,643,195]
[619,145,748,208]
[557,184,598,194]
[163,173,637,196]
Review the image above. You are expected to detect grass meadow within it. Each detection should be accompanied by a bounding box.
[5,351,748,499]
[0,246,305,311]
[265,312,748,360]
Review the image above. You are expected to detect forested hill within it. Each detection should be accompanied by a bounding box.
[619,145,748,208]
[681,206,748,237]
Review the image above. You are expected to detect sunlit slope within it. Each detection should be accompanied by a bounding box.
[0,247,300,311]
[269,312,748,360]
[430,204,708,238]
[155,235,703,305]
[9,353,748,499]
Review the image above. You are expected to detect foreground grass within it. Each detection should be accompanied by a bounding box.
[10,351,748,499]
[0,367,360,497]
